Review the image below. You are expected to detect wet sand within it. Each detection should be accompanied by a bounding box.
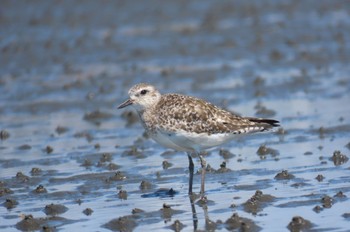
[1,0,350,231]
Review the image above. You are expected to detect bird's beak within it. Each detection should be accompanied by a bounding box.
[117,99,134,109]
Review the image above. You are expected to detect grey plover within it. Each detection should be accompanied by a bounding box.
[118,83,279,199]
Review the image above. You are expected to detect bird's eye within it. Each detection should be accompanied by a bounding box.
[140,89,148,95]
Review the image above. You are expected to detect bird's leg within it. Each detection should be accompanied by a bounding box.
[188,192,198,230]
[187,153,194,195]
[199,154,207,199]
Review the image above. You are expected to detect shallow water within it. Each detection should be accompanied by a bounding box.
[1,0,350,231]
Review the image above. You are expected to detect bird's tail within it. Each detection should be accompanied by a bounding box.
[247,117,280,131]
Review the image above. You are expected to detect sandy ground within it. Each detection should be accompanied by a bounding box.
[1,0,350,231]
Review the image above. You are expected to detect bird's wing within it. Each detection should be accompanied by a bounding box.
[156,94,263,134]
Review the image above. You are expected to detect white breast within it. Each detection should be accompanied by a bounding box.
[150,129,237,153]
[150,131,191,152]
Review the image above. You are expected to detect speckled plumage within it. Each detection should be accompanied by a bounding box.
[118,83,279,153]
[156,94,267,134]
[118,83,279,197]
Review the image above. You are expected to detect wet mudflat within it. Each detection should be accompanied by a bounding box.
[1,0,350,231]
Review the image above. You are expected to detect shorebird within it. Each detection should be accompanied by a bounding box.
[118,83,279,199]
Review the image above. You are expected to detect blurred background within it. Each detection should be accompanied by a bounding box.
[1,0,350,231]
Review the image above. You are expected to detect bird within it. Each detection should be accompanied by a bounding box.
[117,83,279,199]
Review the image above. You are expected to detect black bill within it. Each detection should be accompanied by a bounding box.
[117,99,134,109]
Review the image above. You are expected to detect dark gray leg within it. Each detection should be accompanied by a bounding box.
[189,193,198,230]
[187,153,194,195]
[199,154,206,199]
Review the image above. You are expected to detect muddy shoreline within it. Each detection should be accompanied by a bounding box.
[1,0,350,231]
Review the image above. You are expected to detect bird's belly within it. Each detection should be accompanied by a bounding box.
[151,129,236,152]
[150,131,192,152]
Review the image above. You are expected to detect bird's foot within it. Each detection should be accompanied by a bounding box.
[198,195,208,203]
[195,195,208,207]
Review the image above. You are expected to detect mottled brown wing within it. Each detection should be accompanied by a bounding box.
[156,94,255,134]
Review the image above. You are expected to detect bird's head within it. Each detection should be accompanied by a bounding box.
[117,83,161,111]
